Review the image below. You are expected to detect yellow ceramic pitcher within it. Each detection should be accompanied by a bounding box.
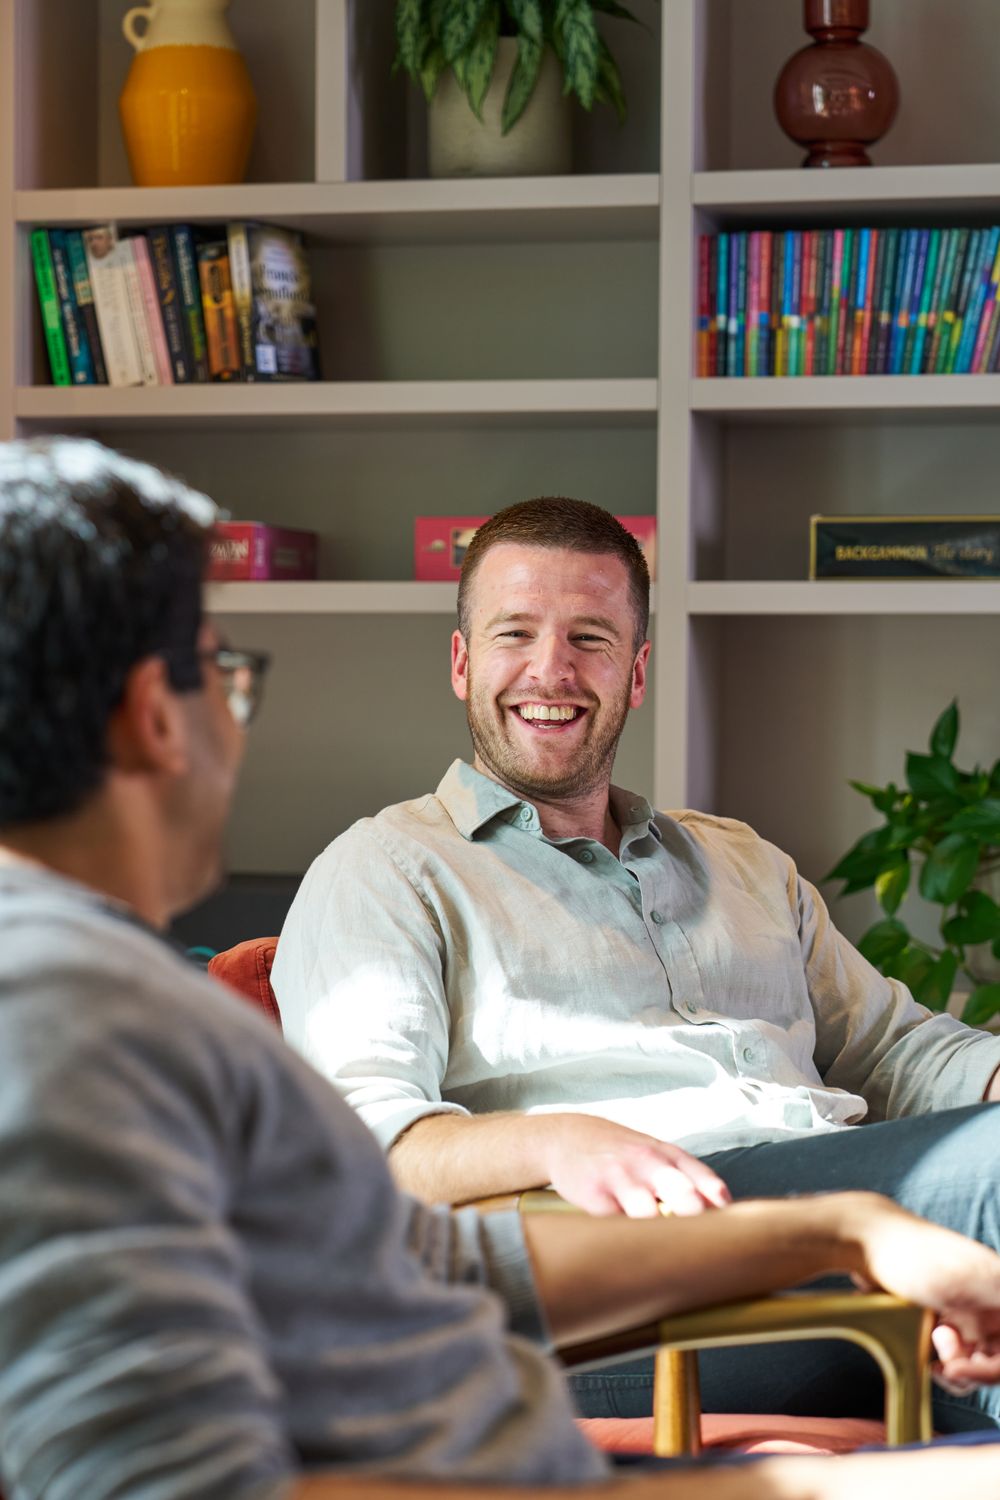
[119,0,257,186]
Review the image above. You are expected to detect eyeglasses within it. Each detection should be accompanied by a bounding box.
[200,647,271,727]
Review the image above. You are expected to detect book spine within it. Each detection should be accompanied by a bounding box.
[707,235,718,376]
[769,229,784,376]
[129,234,174,385]
[802,229,817,376]
[757,230,772,377]
[65,230,108,384]
[789,231,804,376]
[929,227,967,374]
[849,228,870,376]
[746,231,759,377]
[907,227,939,375]
[726,231,739,377]
[148,226,191,383]
[915,227,947,374]
[697,234,710,377]
[901,228,930,374]
[83,228,145,387]
[814,228,832,376]
[858,228,880,375]
[969,230,1000,373]
[715,232,728,376]
[835,228,856,376]
[734,231,748,376]
[826,229,844,376]
[956,225,1000,373]
[118,238,159,384]
[889,228,917,375]
[48,228,95,385]
[946,227,985,373]
[227,220,255,380]
[170,225,210,382]
[30,228,71,386]
[197,240,242,381]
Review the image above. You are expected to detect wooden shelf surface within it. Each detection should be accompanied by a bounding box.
[691,376,1000,421]
[688,581,1000,616]
[694,164,1000,224]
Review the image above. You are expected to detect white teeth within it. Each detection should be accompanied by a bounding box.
[517,704,578,722]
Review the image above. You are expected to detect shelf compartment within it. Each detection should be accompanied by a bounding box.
[15,379,657,431]
[693,165,1000,225]
[688,581,1000,615]
[692,376,1000,422]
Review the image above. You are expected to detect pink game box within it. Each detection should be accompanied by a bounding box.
[208,522,318,582]
[414,514,656,581]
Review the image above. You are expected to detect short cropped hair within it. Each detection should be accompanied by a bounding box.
[0,438,216,827]
[457,497,650,650]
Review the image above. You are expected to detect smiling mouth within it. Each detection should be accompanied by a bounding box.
[511,703,587,730]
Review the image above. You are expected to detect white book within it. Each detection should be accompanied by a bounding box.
[82,225,144,388]
[118,237,160,386]
[129,234,174,385]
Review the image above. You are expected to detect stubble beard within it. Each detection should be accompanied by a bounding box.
[464,663,632,803]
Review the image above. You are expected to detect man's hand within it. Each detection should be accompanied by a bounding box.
[845,1194,1000,1389]
[539,1113,731,1217]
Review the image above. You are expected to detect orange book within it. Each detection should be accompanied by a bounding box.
[196,240,241,381]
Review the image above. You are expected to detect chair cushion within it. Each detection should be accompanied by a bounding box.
[579,1414,885,1456]
[208,937,281,1028]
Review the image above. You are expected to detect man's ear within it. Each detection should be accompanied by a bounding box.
[106,657,190,776]
[630,640,651,709]
[451,629,470,702]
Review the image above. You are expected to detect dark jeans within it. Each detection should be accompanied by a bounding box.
[569,1103,1000,1430]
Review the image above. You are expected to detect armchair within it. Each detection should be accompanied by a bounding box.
[207,938,933,1458]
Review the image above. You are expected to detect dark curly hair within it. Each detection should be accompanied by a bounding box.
[0,438,216,827]
[457,497,650,651]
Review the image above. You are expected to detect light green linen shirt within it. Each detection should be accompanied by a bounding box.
[273,760,1000,1158]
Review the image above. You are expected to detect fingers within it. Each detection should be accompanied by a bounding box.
[933,1321,1000,1388]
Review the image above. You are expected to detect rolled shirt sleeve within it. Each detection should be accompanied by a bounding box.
[273,825,470,1150]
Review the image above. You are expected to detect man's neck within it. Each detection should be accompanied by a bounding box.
[471,758,621,855]
[0,796,170,929]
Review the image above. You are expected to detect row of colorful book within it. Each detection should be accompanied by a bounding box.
[697,226,1000,378]
[32,222,321,387]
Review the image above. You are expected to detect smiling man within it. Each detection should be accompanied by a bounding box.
[273,497,1000,1429]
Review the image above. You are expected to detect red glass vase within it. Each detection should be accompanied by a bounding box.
[774,0,899,168]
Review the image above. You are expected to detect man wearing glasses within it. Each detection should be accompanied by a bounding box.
[3,436,1000,1500]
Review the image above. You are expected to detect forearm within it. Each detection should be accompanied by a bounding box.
[522,1194,874,1347]
[389,1109,565,1203]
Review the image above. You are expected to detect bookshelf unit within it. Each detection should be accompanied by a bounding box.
[5,0,1000,949]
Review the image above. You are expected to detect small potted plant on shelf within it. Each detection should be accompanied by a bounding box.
[393,0,651,178]
[827,700,1000,1026]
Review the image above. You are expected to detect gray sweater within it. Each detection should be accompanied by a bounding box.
[0,863,606,1499]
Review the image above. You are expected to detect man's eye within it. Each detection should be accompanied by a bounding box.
[575,634,608,645]
[498,630,529,639]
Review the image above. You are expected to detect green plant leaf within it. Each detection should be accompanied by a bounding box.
[961,982,1000,1027]
[919,832,981,906]
[824,825,897,887]
[942,888,1000,945]
[941,798,1000,842]
[440,0,489,62]
[912,948,959,1011]
[885,942,935,995]
[929,699,959,760]
[592,34,626,120]
[857,917,909,969]
[395,0,429,74]
[906,751,960,800]
[848,779,887,801]
[590,0,643,23]
[419,40,448,99]
[505,0,544,42]
[874,855,909,916]
[501,35,544,130]
[553,0,600,109]
[461,0,501,117]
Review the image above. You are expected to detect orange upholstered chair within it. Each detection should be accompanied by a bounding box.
[208,936,281,1026]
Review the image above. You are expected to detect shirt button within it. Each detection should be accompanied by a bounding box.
[742,1046,755,1063]
[519,807,532,825]
[650,910,664,925]
[578,849,594,863]
[685,1001,697,1015]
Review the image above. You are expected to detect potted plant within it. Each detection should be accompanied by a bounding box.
[394,0,650,178]
[827,700,1000,1026]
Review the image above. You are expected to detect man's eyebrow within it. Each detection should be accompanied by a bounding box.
[482,611,622,637]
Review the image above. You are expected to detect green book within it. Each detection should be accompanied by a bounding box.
[932,226,971,374]
[922,228,957,374]
[30,227,71,387]
[944,227,983,374]
[906,227,941,374]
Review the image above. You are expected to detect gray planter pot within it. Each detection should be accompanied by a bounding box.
[428,39,572,178]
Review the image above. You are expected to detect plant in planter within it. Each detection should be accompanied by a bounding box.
[827,701,1000,1026]
[394,0,650,177]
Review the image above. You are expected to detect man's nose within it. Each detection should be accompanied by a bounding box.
[526,633,575,684]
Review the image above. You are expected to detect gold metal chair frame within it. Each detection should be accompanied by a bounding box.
[476,1189,933,1458]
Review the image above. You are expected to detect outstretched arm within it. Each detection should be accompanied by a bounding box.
[390,1108,731,1216]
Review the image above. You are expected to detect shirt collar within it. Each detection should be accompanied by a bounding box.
[435,759,659,844]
